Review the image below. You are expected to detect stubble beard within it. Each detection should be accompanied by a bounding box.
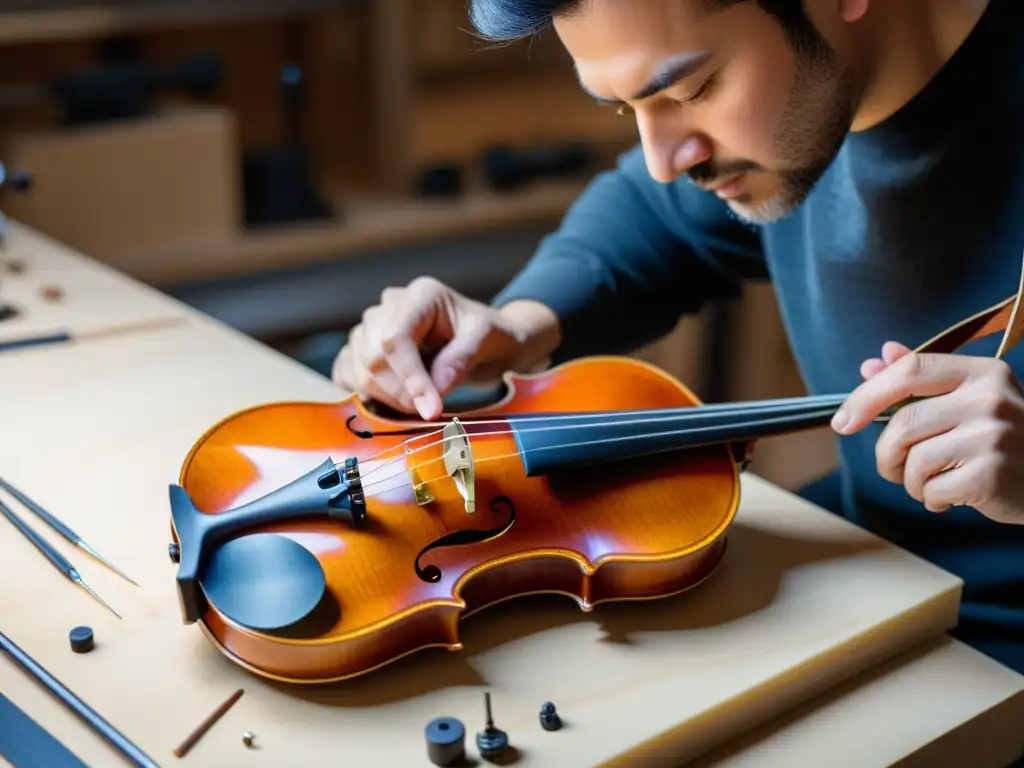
[719,25,856,225]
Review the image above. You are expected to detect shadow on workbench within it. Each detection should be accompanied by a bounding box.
[254,523,883,707]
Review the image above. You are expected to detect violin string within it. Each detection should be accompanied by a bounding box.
[353,406,840,499]
[351,394,846,483]
[352,398,844,484]
[356,390,848,435]
[347,426,445,468]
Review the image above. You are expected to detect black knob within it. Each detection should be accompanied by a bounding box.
[69,625,95,654]
[168,542,180,563]
[539,701,561,731]
[8,171,31,191]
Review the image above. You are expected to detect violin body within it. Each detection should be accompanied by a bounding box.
[170,356,740,684]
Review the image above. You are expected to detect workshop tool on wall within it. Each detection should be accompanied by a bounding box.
[0,477,138,586]
[0,51,223,126]
[0,498,121,619]
[482,141,594,191]
[0,630,161,768]
[0,162,32,258]
[0,691,89,768]
[241,63,331,226]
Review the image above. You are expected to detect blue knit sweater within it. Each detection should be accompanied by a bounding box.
[493,0,1024,673]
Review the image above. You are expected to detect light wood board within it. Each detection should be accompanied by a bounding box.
[0,312,970,767]
[694,634,1024,767]
[0,222,185,346]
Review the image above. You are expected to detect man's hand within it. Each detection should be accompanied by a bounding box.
[332,276,559,421]
[832,341,1024,524]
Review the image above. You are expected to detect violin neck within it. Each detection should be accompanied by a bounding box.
[505,394,848,476]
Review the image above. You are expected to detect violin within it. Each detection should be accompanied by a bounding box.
[167,288,1023,685]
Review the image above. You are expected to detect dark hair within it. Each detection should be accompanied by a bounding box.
[469,0,810,43]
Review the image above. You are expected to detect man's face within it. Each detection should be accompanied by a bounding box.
[554,0,856,223]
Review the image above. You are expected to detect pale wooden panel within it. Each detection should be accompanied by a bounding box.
[1,106,241,259]
[0,313,963,766]
[0,225,1015,768]
[0,222,186,345]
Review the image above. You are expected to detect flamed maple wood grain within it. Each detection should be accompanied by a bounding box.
[175,356,740,683]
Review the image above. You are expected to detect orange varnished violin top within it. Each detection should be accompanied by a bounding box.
[167,281,1023,685]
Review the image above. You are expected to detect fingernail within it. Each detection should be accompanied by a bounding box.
[414,395,434,420]
[831,409,849,433]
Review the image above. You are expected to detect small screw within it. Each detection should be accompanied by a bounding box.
[242,731,255,747]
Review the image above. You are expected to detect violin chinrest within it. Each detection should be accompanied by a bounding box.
[200,533,327,632]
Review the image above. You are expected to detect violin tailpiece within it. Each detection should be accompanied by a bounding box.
[168,456,367,625]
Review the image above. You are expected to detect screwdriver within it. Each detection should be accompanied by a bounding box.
[0,476,137,586]
[0,498,121,620]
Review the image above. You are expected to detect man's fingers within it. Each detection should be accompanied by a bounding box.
[860,358,886,379]
[377,278,459,420]
[381,332,442,420]
[874,390,965,483]
[363,366,416,413]
[834,352,984,434]
[430,323,492,394]
[861,341,914,380]
[342,326,416,413]
[881,341,913,365]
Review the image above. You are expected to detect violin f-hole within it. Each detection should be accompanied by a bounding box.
[345,414,374,439]
[414,496,517,583]
[345,413,433,439]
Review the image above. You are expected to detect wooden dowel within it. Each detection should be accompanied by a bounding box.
[172,688,244,758]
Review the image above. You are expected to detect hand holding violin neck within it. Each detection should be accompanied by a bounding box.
[168,456,367,624]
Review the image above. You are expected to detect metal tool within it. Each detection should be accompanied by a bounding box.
[0,477,137,586]
[0,630,161,768]
[0,691,89,768]
[0,498,121,619]
[0,316,183,355]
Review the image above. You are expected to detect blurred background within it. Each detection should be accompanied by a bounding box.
[0,0,835,491]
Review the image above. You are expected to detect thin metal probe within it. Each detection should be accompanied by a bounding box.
[0,629,161,768]
[0,499,121,620]
[0,476,138,586]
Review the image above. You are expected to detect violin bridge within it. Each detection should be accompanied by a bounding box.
[442,417,475,514]
[404,445,435,506]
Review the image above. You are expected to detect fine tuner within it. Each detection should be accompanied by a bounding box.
[166,255,1024,685]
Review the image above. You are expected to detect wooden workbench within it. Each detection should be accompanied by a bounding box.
[0,222,1022,767]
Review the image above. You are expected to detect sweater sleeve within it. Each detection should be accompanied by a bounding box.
[491,144,767,362]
